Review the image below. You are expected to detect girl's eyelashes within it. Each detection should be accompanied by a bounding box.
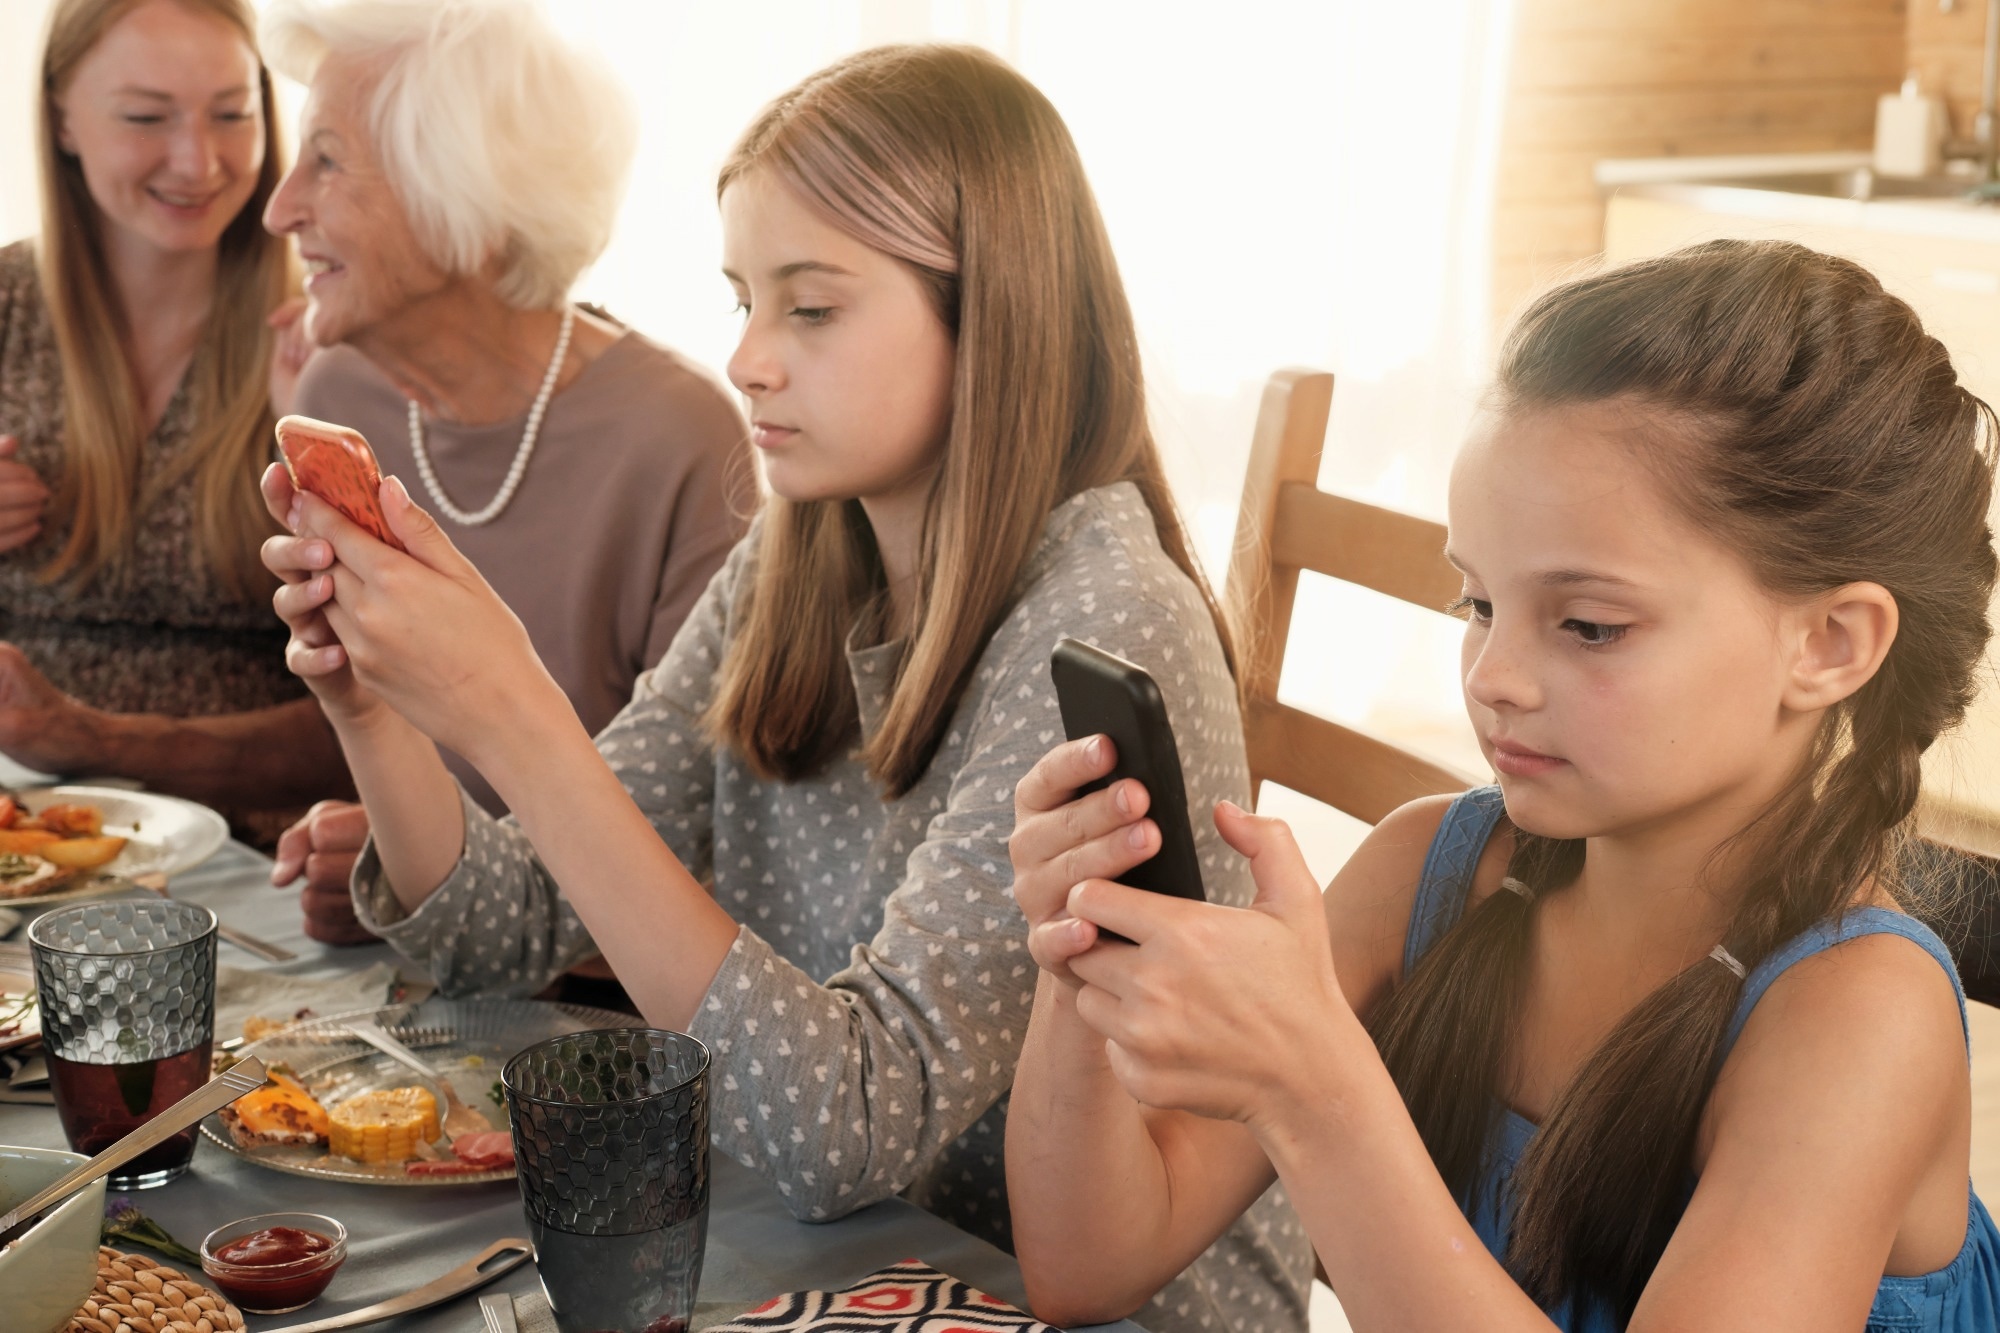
[1447,595,1628,647]
[1562,618,1629,648]
[726,301,832,325]
[1446,595,1492,624]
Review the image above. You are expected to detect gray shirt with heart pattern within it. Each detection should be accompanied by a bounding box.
[352,482,1314,1333]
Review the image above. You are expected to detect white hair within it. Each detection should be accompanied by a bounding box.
[262,0,637,309]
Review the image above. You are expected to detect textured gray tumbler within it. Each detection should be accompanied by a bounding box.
[30,899,218,1187]
[504,1028,710,1333]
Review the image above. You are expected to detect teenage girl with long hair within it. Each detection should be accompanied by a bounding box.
[0,0,338,824]
[258,44,1312,1333]
[1006,240,2000,1331]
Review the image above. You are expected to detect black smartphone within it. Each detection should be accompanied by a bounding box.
[1048,637,1207,903]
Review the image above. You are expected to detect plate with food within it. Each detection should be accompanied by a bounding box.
[200,997,635,1185]
[0,963,36,1053]
[0,785,230,906]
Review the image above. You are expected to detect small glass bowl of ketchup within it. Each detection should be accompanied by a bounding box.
[199,1212,348,1313]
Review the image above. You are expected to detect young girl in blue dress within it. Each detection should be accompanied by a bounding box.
[1003,239,2000,1331]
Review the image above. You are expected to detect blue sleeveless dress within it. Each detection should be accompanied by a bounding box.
[1406,786,2000,1331]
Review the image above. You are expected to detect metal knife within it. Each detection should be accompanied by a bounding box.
[265,1237,533,1333]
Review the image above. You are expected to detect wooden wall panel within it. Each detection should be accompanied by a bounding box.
[1491,0,1906,325]
[1910,2,1992,142]
[1514,0,1907,30]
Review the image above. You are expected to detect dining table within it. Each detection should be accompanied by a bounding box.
[0,835,1142,1333]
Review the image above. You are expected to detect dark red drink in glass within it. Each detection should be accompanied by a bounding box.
[47,1042,213,1185]
[29,900,218,1189]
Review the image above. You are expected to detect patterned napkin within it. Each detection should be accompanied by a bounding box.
[513,1259,1057,1333]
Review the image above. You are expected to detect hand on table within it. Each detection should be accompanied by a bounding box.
[1054,802,1361,1131]
[261,464,563,764]
[271,799,379,945]
[0,436,48,554]
[0,642,104,774]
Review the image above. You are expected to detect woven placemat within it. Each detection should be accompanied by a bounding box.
[63,1245,246,1333]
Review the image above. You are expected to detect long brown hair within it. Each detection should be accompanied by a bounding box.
[1368,239,1998,1324]
[705,44,1230,798]
[38,0,291,598]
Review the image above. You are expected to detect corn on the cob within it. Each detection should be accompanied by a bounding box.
[328,1086,439,1163]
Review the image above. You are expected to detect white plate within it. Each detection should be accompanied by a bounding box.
[0,968,36,1053]
[0,786,230,908]
[0,752,56,789]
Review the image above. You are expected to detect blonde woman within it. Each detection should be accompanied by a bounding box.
[0,0,332,819]
[261,45,1312,1333]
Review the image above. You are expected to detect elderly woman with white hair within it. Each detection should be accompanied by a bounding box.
[258,0,747,941]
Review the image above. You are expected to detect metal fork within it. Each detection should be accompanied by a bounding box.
[217,1023,459,1055]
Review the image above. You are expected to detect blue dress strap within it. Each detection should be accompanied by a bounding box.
[1720,907,1971,1060]
[1403,785,1508,978]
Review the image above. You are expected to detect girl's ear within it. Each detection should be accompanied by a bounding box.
[1782,581,1898,712]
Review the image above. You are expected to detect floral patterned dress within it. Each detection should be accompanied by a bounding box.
[0,239,300,721]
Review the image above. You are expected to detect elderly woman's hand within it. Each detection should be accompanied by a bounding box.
[266,298,313,419]
[270,799,380,946]
[268,468,566,767]
[1008,736,1163,987]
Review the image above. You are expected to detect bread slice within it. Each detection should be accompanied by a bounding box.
[219,1073,331,1149]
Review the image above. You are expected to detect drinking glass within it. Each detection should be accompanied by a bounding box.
[503,1028,710,1333]
[29,899,218,1189]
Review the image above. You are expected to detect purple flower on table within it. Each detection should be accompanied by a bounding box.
[101,1197,202,1266]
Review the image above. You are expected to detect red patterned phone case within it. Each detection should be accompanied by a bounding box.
[274,415,406,552]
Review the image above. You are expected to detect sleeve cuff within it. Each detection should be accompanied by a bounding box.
[348,784,493,947]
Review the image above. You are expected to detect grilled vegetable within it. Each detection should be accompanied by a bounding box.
[328,1086,440,1163]
[39,835,126,869]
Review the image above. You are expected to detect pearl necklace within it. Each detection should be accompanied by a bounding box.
[406,303,575,527]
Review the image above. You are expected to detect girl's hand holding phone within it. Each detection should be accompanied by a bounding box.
[1060,802,1367,1133]
[258,461,561,765]
[260,461,379,723]
[1008,734,1163,984]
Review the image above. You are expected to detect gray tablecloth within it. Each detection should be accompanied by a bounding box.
[0,840,1137,1333]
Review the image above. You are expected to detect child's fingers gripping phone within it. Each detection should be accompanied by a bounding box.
[274,415,407,553]
[1048,638,1207,908]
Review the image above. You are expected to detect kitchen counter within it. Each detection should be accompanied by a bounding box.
[1598,152,2000,246]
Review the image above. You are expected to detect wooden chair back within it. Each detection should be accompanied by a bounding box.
[1223,368,1475,822]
